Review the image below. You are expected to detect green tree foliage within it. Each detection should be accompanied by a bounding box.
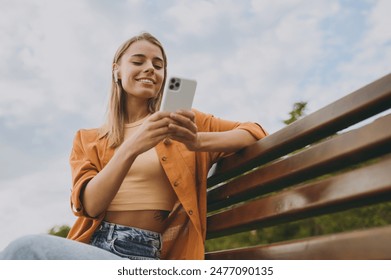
[283,101,307,125]
[206,201,391,252]
[48,225,70,238]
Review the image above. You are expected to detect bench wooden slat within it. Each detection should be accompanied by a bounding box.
[207,153,391,238]
[208,73,391,187]
[208,113,391,211]
[206,225,391,259]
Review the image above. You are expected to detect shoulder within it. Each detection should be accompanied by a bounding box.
[70,127,111,162]
[72,128,104,147]
[78,127,101,137]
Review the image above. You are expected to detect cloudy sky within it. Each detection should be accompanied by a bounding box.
[0,0,390,250]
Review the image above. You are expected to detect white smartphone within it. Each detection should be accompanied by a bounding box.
[159,76,197,112]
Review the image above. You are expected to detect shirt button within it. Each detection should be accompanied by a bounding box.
[189,210,193,215]
[163,138,171,145]
[72,204,81,212]
[162,156,167,161]
[174,181,179,187]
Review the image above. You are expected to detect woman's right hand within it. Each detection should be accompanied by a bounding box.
[124,111,173,156]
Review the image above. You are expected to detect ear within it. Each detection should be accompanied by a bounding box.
[112,63,120,82]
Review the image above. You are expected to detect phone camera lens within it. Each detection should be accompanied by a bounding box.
[169,85,174,90]
[175,82,180,88]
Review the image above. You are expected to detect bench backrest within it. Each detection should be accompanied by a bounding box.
[205,73,391,259]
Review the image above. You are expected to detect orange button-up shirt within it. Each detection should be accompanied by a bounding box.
[67,109,267,259]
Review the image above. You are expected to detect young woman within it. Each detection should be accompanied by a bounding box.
[0,32,267,260]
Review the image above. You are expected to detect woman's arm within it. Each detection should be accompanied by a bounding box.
[168,110,265,152]
[195,130,258,152]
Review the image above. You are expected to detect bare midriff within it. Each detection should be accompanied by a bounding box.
[104,210,170,233]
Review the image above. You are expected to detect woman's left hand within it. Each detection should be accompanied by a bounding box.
[168,110,199,151]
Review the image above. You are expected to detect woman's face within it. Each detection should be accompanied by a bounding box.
[116,40,165,101]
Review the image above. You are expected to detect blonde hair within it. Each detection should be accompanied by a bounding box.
[100,32,168,148]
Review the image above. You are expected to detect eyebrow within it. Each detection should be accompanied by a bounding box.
[131,54,164,62]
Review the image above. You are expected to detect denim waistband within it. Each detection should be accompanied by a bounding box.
[91,221,162,260]
[98,221,161,240]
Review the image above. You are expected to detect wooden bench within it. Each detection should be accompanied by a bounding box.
[205,73,391,260]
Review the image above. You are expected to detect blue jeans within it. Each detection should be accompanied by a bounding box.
[90,221,162,260]
[0,234,124,260]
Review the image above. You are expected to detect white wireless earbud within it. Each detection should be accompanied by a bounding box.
[113,70,119,83]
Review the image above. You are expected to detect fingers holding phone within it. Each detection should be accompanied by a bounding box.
[126,111,173,155]
[168,110,199,151]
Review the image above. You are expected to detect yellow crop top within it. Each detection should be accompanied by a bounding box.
[107,116,177,212]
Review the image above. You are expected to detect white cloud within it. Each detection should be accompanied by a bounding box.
[0,155,75,250]
[364,0,391,46]
[165,1,218,36]
[0,0,117,128]
[187,0,343,131]
[302,0,391,117]
[336,0,391,87]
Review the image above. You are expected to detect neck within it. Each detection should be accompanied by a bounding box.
[125,98,150,124]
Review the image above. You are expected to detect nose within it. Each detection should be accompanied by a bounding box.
[144,61,154,74]
[145,67,154,74]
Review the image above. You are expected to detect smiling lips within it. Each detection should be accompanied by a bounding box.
[137,78,155,85]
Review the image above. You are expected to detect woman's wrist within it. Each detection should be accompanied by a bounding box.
[193,132,204,151]
[119,138,140,162]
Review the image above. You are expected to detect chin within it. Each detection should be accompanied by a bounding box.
[126,90,157,100]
